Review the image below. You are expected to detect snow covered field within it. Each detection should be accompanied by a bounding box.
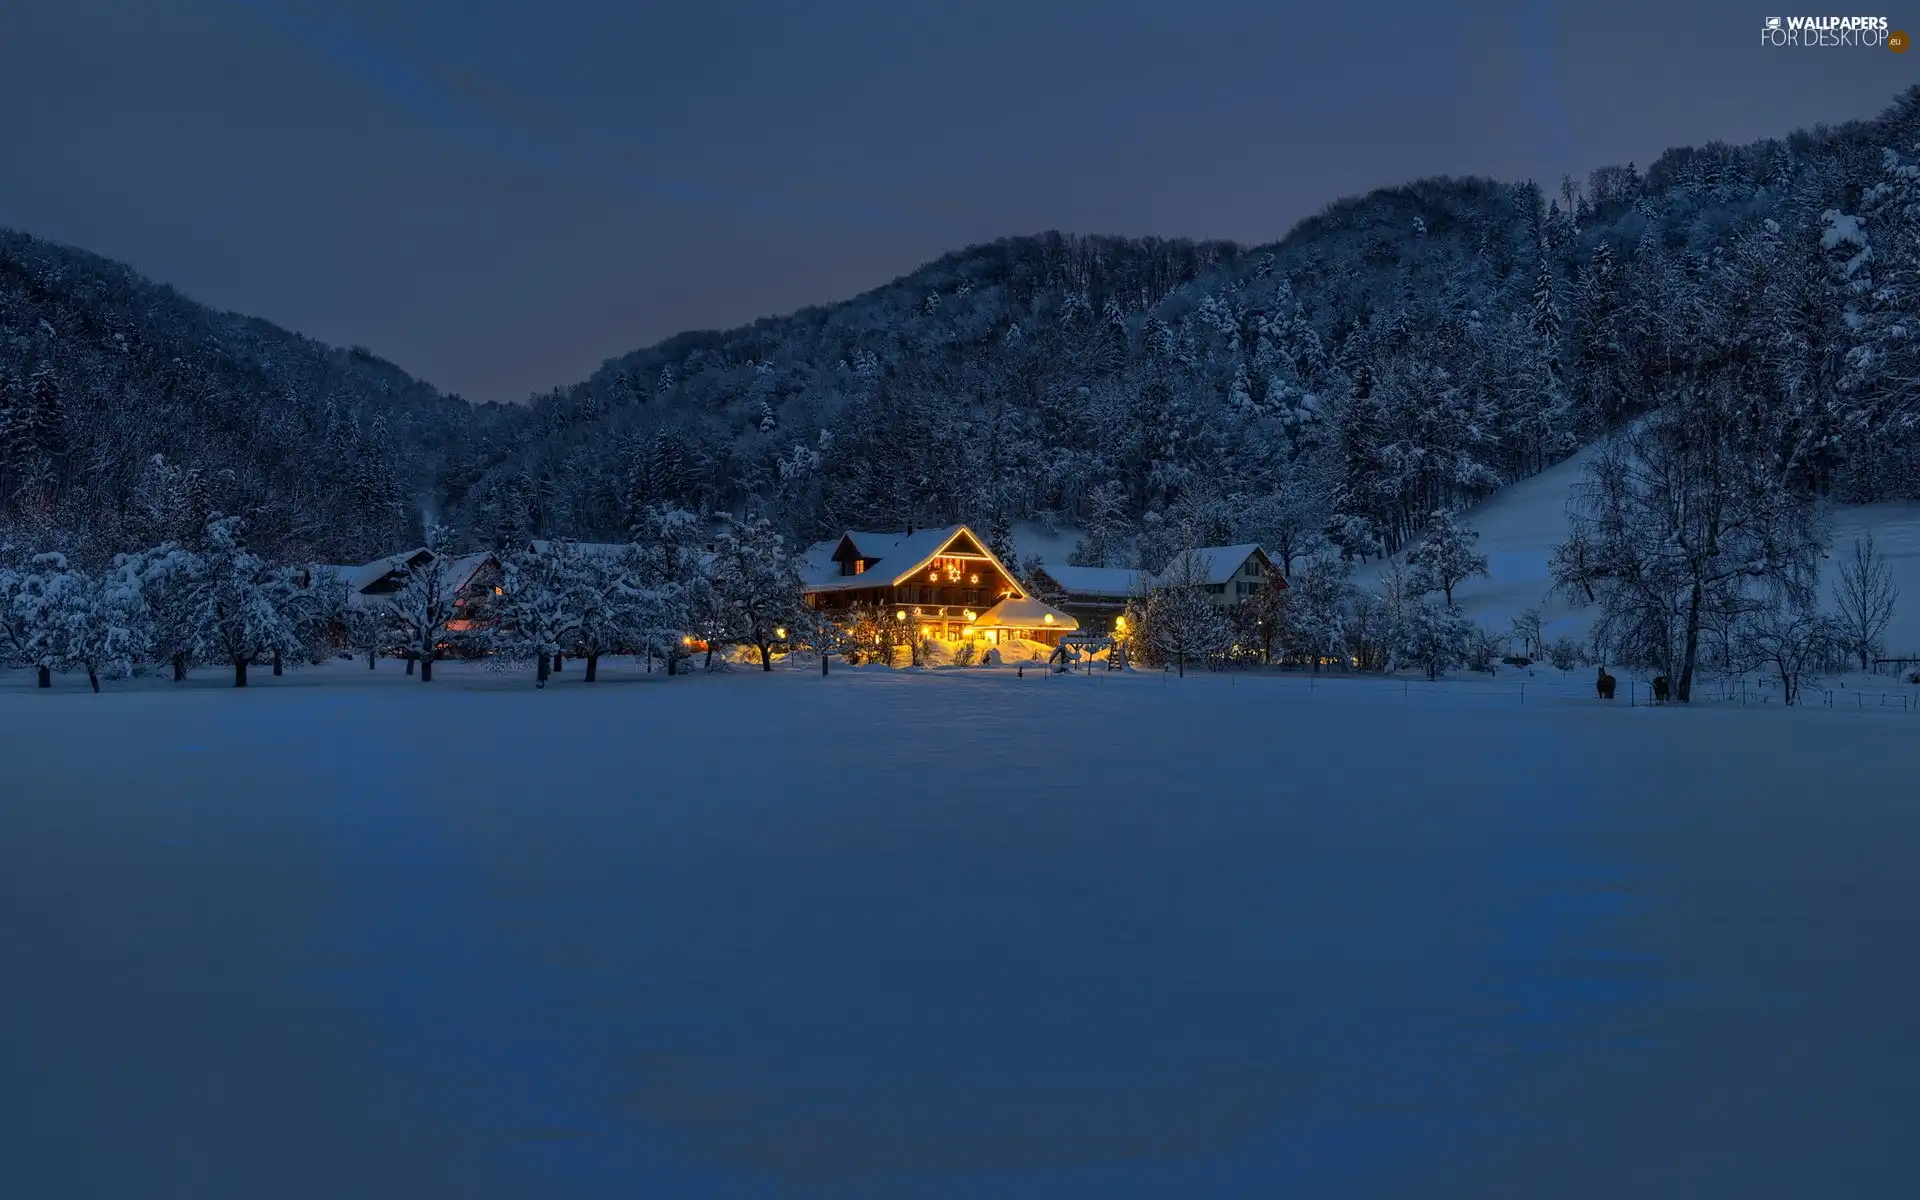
[3,666,1917,1198]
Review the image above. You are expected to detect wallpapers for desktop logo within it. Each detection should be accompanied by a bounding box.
[1759,15,1903,47]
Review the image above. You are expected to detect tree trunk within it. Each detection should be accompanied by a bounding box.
[1678,578,1703,703]
[368,650,376,670]
[536,653,550,689]
[173,653,187,682]
[420,655,433,682]
[585,654,598,682]
[705,644,715,671]
[1177,652,1185,678]
[406,653,415,676]
[36,665,49,688]
[822,652,830,676]
[88,668,100,694]
[234,658,248,688]
[554,654,563,673]
[272,650,283,677]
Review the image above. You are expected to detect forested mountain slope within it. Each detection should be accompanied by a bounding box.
[8,88,1920,570]
[0,231,513,562]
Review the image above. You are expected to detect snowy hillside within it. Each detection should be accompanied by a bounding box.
[1358,446,1920,660]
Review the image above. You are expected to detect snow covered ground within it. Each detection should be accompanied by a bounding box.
[3,665,1917,1197]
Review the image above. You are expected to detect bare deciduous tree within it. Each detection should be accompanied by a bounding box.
[1830,533,1899,671]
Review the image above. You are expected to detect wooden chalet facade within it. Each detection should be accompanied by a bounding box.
[800,524,1077,645]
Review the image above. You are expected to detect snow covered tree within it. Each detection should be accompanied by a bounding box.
[341,602,391,671]
[1840,143,1920,441]
[1830,533,1899,671]
[632,504,706,675]
[1552,393,1825,701]
[190,517,304,688]
[494,541,587,688]
[1406,510,1489,606]
[1230,572,1287,664]
[1284,553,1352,671]
[1142,548,1231,676]
[0,553,30,678]
[1068,480,1130,568]
[572,548,643,682]
[13,552,147,692]
[1243,465,1335,579]
[279,565,348,670]
[711,512,807,671]
[384,525,460,683]
[14,553,77,688]
[53,557,151,692]
[1397,597,1477,681]
[132,544,203,682]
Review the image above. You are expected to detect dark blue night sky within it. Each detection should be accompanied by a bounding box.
[6,0,1908,403]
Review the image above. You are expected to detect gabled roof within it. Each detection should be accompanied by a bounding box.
[437,551,498,597]
[1033,563,1146,599]
[334,548,498,606]
[339,548,435,594]
[800,524,1026,596]
[1150,544,1278,588]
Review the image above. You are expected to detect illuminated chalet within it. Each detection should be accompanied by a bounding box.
[800,524,1077,645]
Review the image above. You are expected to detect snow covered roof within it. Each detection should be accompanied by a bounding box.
[1149,544,1275,588]
[800,525,1026,596]
[338,548,434,595]
[436,551,497,597]
[330,548,497,607]
[973,597,1078,632]
[1033,563,1145,598]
